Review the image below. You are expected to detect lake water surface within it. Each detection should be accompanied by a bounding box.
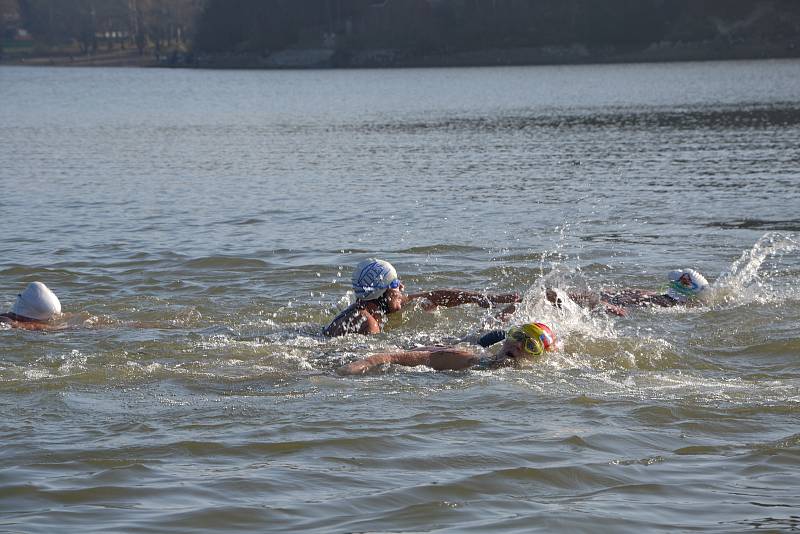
[1,60,800,532]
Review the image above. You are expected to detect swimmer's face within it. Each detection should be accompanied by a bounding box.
[383,282,405,313]
[679,273,692,287]
[496,338,529,360]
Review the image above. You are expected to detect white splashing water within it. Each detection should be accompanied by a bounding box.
[708,232,799,304]
[511,282,618,350]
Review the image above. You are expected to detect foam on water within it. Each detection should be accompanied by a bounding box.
[137,230,797,404]
[2,231,795,407]
[407,232,798,406]
[708,232,800,305]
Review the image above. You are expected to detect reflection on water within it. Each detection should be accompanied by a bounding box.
[356,103,800,132]
[1,60,800,532]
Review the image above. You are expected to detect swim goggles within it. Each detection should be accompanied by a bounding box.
[363,278,401,292]
[367,278,401,296]
[506,326,545,356]
[669,279,699,296]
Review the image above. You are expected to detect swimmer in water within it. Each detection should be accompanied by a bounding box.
[324,258,520,337]
[336,322,555,375]
[547,268,710,317]
[0,282,63,331]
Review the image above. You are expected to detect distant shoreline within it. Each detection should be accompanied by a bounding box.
[0,48,161,68]
[2,40,798,69]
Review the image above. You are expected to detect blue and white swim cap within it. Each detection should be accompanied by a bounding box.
[12,281,62,321]
[667,269,709,302]
[352,259,400,301]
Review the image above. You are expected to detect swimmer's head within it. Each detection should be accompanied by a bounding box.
[12,282,62,321]
[667,269,709,302]
[505,322,555,357]
[352,259,401,301]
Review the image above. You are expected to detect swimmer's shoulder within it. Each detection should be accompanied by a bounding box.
[324,303,379,336]
[477,329,506,347]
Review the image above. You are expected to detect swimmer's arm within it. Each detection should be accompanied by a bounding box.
[547,288,600,309]
[408,290,520,310]
[337,351,430,375]
[427,349,479,370]
[336,349,477,375]
[546,288,626,316]
[570,293,597,307]
[569,294,627,316]
[6,320,58,331]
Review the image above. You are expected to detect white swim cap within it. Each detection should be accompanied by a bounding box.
[12,282,62,321]
[667,269,709,302]
[352,259,400,300]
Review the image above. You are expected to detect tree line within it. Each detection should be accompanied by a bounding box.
[192,0,800,55]
[14,0,201,54]
[9,0,800,59]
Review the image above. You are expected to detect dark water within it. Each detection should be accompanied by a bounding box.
[1,60,799,533]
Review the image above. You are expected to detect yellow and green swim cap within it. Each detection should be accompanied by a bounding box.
[507,322,556,356]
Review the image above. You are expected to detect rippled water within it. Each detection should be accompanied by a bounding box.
[1,60,800,532]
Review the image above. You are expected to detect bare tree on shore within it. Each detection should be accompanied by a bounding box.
[13,0,200,54]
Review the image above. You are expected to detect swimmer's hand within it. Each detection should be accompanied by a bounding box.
[336,360,376,376]
[545,289,563,308]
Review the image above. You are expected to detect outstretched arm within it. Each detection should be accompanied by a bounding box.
[408,289,520,311]
[336,348,477,375]
[3,320,59,331]
[545,288,626,317]
[0,313,64,331]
